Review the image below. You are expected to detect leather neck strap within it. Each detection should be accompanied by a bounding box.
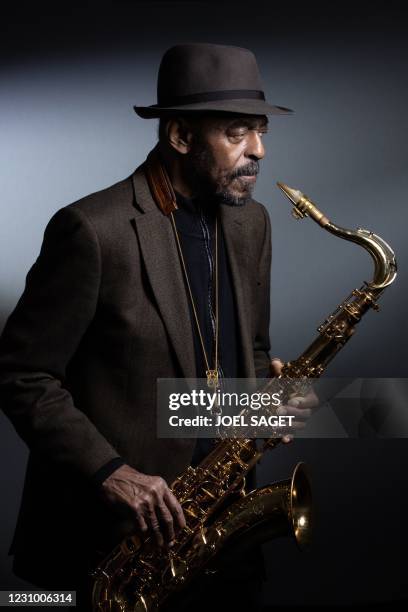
[144,147,178,215]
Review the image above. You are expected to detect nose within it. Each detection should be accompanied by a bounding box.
[246,130,265,160]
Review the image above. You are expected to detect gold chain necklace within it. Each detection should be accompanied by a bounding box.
[170,211,219,389]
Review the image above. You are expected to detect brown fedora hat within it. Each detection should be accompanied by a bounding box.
[134,43,293,118]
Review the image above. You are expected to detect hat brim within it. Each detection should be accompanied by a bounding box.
[133,99,293,119]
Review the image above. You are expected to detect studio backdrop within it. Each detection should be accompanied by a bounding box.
[1,1,407,608]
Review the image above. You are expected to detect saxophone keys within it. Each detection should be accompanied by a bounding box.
[215,526,226,538]
[200,525,207,545]
[200,486,216,499]
[168,552,187,581]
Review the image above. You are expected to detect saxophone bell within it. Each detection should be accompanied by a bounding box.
[208,461,312,567]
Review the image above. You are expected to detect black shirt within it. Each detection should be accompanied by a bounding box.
[173,191,239,379]
[173,191,240,466]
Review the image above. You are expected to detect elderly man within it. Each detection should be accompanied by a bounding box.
[0,43,317,610]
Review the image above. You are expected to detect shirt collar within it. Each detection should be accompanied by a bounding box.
[175,190,201,214]
[175,190,218,219]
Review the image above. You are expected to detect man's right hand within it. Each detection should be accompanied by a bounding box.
[100,464,186,549]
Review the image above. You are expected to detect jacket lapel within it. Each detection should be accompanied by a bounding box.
[130,163,256,380]
[219,205,256,378]
[131,166,196,379]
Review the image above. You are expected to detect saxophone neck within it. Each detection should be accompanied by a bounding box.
[326,224,397,290]
[277,182,397,291]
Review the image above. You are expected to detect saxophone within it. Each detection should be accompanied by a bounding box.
[91,183,397,611]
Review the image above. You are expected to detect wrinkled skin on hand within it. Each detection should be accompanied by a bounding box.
[101,464,186,549]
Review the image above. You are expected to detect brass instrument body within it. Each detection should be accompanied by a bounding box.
[92,184,397,611]
[92,439,311,611]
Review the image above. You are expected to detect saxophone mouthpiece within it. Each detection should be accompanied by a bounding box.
[276,182,307,219]
[276,182,304,206]
[276,182,330,226]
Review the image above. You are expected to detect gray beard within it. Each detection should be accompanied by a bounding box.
[214,185,253,207]
[186,145,258,208]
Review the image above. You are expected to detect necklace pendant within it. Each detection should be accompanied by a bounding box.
[206,369,219,389]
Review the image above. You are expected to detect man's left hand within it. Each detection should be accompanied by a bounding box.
[270,358,320,442]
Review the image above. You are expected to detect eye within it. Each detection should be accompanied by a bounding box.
[227,127,248,140]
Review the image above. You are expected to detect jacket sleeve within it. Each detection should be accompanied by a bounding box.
[0,205,121,478]
[253,204,272,378]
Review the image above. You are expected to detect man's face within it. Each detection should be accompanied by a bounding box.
[185,114,268,206]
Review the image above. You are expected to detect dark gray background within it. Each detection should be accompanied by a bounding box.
[1,1,407,607]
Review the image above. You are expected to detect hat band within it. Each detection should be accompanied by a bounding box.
[158,89,265,106]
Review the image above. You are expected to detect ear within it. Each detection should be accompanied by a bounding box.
[166,118,194,154]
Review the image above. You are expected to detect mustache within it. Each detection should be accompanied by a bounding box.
[230,160,260,179]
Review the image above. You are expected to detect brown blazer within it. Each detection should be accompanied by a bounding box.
[0,151,272,587]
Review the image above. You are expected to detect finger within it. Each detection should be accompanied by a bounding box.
[157,502,176,547]
[278,404,312,420]
[148,507,164,548]
[291,421,306,430]
[281,434,293,443]
[135,512,149,537]
[270,358,283,377]
[164,489,186,531]
[288,395,319,409]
